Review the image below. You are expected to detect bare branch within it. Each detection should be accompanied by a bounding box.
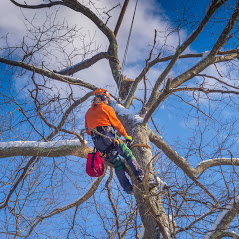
[0,140,92,159]
[171,87,239,95]
[196,74,239,90]
[195,158,239,174]
[142,0,228,114]
[171,93,213,120]
[148,129,197,178]
[10,0,63,9]
[205,196,239,239]
[57,52,117,75]
[0,57,97,90]
[25,174,106,237]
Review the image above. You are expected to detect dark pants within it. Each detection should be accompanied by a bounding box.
[92,127,143,192]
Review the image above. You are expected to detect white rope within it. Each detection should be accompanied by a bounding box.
[113,0,139,108]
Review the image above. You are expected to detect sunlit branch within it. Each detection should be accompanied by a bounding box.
[214,53,239,63]
[0,140,92,159]
[171,93,213,120]
[196,74,239,90]
[195,158,239,174]
[57,52,117,75]
[171,87,239,95]
[204,196,239,239]
[150,50,239,63]
[0,57,97,90]
[148,129,219,204]
[9,0,63,9]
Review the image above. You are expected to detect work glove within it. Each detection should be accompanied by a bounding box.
[125,135,133,147]
[125,135,132,142]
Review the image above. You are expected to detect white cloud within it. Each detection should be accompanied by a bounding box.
[0,0,199,101]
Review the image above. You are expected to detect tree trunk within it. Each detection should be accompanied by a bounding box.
[125,120,171,239]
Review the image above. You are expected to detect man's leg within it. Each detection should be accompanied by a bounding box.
[108,151,133,194]
[116,143,144,181]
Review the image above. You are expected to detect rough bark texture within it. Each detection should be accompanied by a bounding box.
[118,113,171,238]
[0,141,92,159]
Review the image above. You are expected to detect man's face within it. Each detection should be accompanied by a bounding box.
[105,98,109,105]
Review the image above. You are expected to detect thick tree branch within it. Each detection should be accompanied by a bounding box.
[0,140,92,159]
[149,128,239,176]
[9,0,122,88]
[57,52,117,75]
[147,50,239,64]
[0,57,97,90]
[205,196,239,239]
[195,158,239,174]
[142,0,239,122]
[196,74,239,90]
[171,87,239,95]
[217,231,239,239]
[9,0,63,9]
[148,129,219,204]
[143,50,239,124]
[148,129,197,179]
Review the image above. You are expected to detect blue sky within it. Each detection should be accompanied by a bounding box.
[0,0,238,162]
[0,0,239,238]
[0,0,238,164]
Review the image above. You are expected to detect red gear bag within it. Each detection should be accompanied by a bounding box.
[86,151,104,177]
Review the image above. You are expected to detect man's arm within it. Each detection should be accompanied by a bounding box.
[85,115,91,135]
[107,106,128,138]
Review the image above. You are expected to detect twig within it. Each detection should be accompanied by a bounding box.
[172,93,214,120]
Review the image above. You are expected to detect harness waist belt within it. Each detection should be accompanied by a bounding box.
[91,126,112,136]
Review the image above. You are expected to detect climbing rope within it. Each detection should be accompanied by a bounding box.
[114,0,139,106]
[129,144,151,150]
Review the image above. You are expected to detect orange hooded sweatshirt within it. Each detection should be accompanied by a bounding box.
[85,102,128,138]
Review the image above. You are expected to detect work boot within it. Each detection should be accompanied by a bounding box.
[136,173,144,183]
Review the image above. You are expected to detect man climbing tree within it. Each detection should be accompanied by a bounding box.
[0,0,239,238]
[85,88,144,194]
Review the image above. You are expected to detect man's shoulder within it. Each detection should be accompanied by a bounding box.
[101,103,113,111]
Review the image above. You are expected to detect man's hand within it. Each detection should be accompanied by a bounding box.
[125,136,133,147]
[125,136,132,142]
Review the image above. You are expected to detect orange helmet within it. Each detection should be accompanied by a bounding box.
[94,88,110,99]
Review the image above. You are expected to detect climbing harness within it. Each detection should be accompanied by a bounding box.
[81,128,151,151]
